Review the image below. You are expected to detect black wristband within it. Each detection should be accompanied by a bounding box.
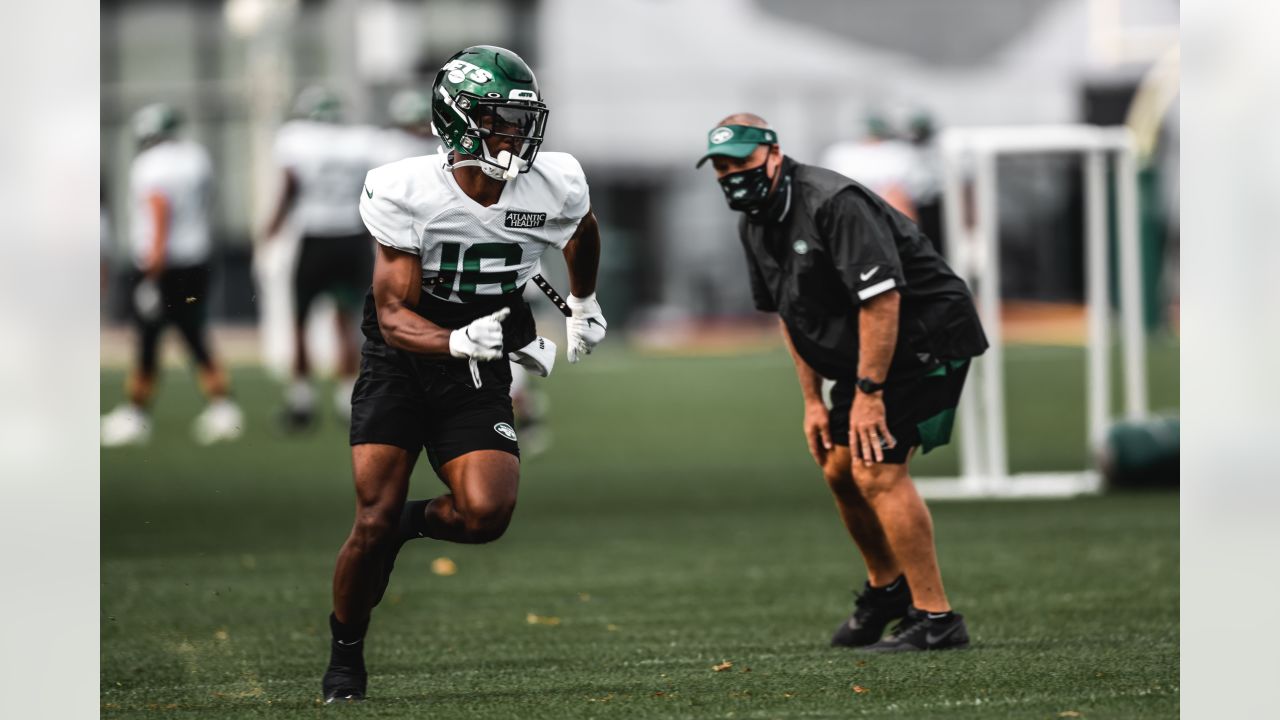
[856,376,885,394]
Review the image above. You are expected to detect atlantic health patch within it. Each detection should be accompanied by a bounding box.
[504,211,547,229]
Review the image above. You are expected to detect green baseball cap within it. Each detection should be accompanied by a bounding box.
[695,124,779,168]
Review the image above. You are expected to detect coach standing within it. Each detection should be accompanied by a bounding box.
[698,113,988,652]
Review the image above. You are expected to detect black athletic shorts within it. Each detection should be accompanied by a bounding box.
[295,232,374,321]
[829,359,971,464]
[349,338,519,474]
[130,264,213,372]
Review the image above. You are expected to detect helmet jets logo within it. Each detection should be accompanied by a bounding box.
[710,127,734,144]
[443,59,493,85]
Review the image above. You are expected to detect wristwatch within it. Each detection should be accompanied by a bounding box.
[856,376,886,394]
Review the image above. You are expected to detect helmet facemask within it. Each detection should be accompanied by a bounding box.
[440,91,547,181]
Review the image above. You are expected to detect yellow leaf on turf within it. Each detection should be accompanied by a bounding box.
[431,557,457,576]
[526,613,561,626]
[852,685,869,694]
[712,661,733,672]
[1058,713,1082,718]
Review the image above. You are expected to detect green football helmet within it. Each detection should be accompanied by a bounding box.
[431,45,547,181]
[293,86,342,123]
[132,103,181,146]
[389,88,432,128]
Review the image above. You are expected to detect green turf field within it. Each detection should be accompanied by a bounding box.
[101,340,1179,719]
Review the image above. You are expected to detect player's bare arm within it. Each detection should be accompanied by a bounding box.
[562,208,607,363]
[370,244,508,360]
[263,169,298,240]
[563,208,600,296]
[852,290,900,465]
[780,318,833,466]
[370,243,449,354]
[144,191,169,278]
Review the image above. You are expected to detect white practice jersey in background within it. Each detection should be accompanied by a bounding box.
[274,120,383,237]
[360,152,589,303]
[374,129,439,168]
[129,139,213,269]
[821,139,930,201]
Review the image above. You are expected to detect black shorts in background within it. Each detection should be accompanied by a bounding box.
[129,263,213,372]
[828,360,970,465]
[349,338,519,475]
[295,232,373,321]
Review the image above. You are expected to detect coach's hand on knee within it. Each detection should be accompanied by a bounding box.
[803,399,833,467]
[850,393,896,466]
[450,307,511,362]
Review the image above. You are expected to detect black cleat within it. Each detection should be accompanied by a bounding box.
[859,607,970,652]
[279,405,316,433]
[831,577,912,647]
[322,637,368,703]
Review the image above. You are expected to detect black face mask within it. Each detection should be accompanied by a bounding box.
[718,159,776,216]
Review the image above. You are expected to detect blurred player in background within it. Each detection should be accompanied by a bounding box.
[700,113,987,652]
[821,112,920,221]
[905,110,946,256]
[376,88,437,165]
[263,87,380,430]
[321,45,605,703]
[101,103,244,447]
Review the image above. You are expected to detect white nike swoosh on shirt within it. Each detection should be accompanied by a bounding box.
[860,267,880,281]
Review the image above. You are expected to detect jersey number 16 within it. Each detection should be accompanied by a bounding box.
[430,242,522,301]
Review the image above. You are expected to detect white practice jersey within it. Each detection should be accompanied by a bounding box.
[821,139,930,201]
[374,128,439,167]
[129,139,213,269]
[274,120,383,237]
[359,152,590,303]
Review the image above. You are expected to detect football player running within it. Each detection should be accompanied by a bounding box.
[101,103,243,447]
[263,87,382,430]
[321,46,606,703]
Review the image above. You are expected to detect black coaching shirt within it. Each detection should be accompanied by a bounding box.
[739,157,988,380]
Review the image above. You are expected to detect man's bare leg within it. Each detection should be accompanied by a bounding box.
[851,454,950,613]
[332,443,416,625]
[410,450,520,544]
[822,446,900,585]
[323,443,415,702]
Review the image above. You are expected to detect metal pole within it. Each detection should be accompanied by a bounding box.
[975,148,1008,487]
[942,138,986,490]
[1084,148,1110,448]
[1116,143,1149,420]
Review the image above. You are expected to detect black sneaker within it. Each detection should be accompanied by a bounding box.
[831,577,912,647]
[322,636,367,703]
[860,607,970,652]
[278,405,316,433]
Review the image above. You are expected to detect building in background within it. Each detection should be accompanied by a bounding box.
[100,0,1179,337]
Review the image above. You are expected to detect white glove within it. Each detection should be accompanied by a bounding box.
[566,293,607,363]
[509,336,557,377]
[133,278,163,322]
[449,307,510,362]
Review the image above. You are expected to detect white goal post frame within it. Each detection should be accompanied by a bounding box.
[915,125,1149,500]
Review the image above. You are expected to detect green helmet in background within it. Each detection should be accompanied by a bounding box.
[293,86,342,123]
[431,45,548,181]
[389,89,432,128]
[133,102,181,146]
